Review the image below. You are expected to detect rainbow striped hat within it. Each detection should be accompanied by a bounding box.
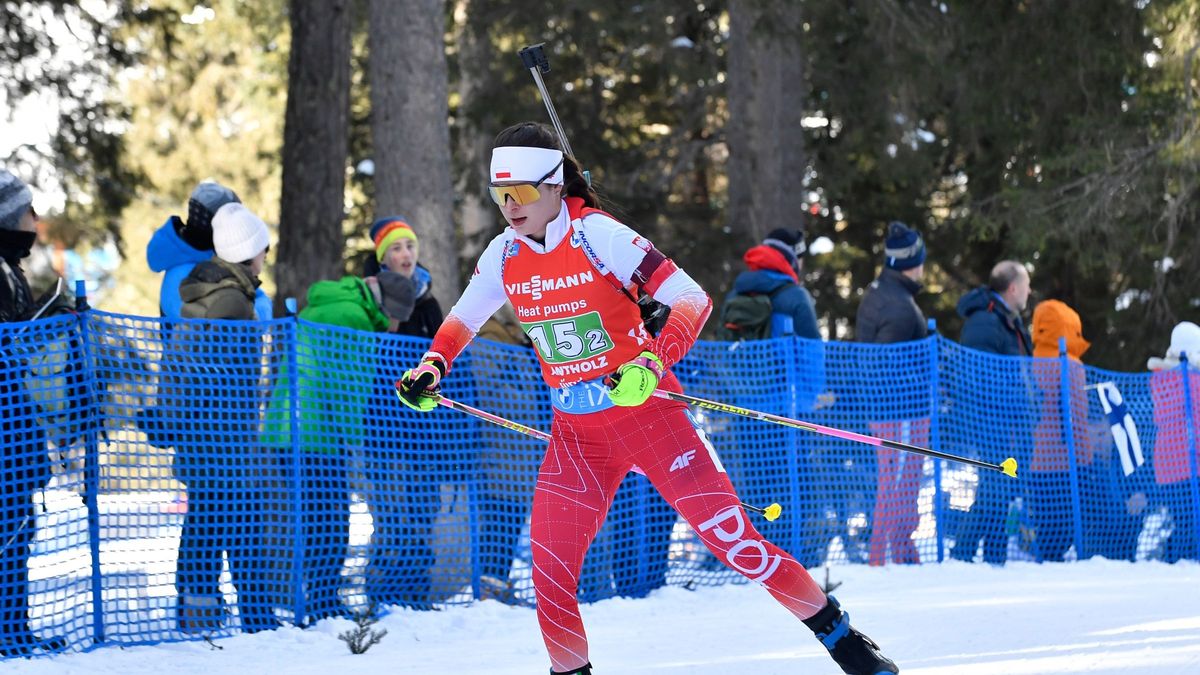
[370,216,417,262]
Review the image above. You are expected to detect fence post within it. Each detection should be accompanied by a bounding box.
[1180,354,1200,561]
[927,320,944,563]
[285,299,305,625]
[74,280,106,644]
[1058,336,1085,559]
[785,336,803,556]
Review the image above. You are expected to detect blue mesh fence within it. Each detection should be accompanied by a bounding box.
[1,309,1197,657]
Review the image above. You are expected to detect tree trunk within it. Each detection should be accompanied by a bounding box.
[451,0,501,270]
[726,0,807,246]
[277,0,353,313]
[369,0,460,301]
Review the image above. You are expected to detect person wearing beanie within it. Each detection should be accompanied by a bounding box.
[856,221,927,344]
[179,203,270,320]
[0,169,68,655]
[360,216,446,608]
[1148,321,1200,371]
[171,201,279,633]
[363,216,443,338]
[1148,320,1200,562]
[719,227,819,340]
[146,180,271,321]
[950,259,1032,565]
[717,226,828,570]
[1,169,39,323]
[854,221,930,567]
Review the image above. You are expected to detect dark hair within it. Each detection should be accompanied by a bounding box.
[492,122,600,209]
[988,260,1027,294]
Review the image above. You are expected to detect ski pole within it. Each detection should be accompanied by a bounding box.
[408,390,782,521]
[653,390,1019,478]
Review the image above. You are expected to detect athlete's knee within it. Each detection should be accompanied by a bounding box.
[694,505,784,583]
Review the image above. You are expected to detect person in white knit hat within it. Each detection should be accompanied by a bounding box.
[1147,320,1200,563]
[1148,321,1200,371]
[180,202,271,319]
[173,201,280,634]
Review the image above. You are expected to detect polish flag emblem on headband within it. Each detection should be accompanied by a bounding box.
[490,146,564,185]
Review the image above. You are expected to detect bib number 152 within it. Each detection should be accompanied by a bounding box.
[522,311,614,363]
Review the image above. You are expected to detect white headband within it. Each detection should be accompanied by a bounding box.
[490,146,564,185]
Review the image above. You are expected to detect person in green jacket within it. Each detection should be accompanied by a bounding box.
[263,270,413,624]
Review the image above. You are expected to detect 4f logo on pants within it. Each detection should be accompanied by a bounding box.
[670,450,697,472]
[698,506,782,583]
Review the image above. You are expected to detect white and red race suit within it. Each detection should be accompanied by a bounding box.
[424,198,828,672]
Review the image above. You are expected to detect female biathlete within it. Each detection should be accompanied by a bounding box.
[396,122,899,675]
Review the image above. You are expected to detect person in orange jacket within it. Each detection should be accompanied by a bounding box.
[1028,299,1096,561]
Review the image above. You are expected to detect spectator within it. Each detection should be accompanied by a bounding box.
[264,269,415,622]
[1027,299,1096,561]
[856,222,928,344]
[855,221,930,566]
[723,227,818,340]
[146,181,272,321]
[173,203,279,633]
[1147,321,1200,562]
[957,261,1032,357]
[717,227,825,565]
[361,217,443,335]
[951,260,1033,564]
[359,217,447,609]
[0,169,66,656]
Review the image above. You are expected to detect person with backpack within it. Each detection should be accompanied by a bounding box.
[394,122,898,675]
[718,228,818,341]
[716,228,827,565]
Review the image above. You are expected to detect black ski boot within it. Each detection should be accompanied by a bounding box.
[802,596,898,675]
[550,663,593,675]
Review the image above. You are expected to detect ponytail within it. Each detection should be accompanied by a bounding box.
[561,155,600,209]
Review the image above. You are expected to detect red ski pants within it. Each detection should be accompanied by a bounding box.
[530,382,828,672]
[867,418,929,566]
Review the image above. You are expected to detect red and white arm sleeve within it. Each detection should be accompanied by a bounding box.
[591,214,712,369]
[646,271,712,369]
[424,234,510,370]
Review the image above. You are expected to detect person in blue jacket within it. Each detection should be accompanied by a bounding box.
[723,227,825,562]
[728,227,819,339]
[146,181,272,321]
[950,260,1033,564]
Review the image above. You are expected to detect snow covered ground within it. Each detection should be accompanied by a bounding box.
[9,558,1199,674]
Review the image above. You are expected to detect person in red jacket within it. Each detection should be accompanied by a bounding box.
[395,122,897,675]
